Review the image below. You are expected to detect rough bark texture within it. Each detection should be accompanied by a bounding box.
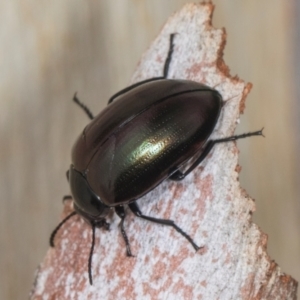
[30,3,298,299]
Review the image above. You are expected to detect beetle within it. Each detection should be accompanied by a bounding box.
[50,34,263,285]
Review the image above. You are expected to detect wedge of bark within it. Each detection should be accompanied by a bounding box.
[30,3,298,299]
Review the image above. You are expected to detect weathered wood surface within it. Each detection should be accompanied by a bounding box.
[30,4,298,299]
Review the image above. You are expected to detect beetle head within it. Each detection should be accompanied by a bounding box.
[69,165,110,225]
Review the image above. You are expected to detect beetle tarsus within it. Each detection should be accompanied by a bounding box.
[213,129,264,144]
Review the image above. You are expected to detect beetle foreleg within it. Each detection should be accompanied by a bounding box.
[115,206,134,257]
[128,201,201,251]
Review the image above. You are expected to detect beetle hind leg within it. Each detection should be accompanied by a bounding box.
[128,201,201,251]
[169,128,264,181]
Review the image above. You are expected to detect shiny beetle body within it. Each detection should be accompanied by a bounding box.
[70,79,222,216]
[50,34,263,285]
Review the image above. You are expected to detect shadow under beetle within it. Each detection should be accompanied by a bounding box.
[50,34,263,285]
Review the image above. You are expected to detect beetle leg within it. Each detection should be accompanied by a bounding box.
[169,128,264,181]
[115,206,134,257]
[128,201,201,251]
[163,33,176,78]
[73,92,94,120]
[107,33,177,105]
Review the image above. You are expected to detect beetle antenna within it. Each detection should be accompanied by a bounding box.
[73,92,94,120]
[49,211,77,247]
[88,223,96,285]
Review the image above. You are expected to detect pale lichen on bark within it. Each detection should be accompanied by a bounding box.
[30,3,298,299]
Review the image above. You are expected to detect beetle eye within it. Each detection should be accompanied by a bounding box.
[69,165,109,217]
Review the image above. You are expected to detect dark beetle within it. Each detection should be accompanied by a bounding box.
[50,34,263,285]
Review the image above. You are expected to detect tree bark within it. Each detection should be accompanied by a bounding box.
[30,3,298,299]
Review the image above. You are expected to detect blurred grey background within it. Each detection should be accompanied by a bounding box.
[0,1,299,299]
